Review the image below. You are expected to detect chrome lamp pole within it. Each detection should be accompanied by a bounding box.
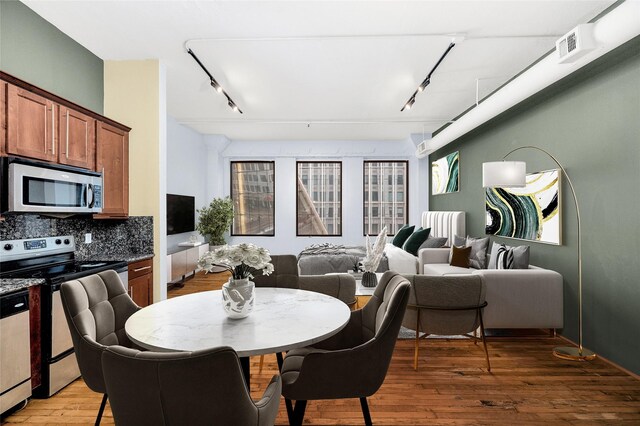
[482,146,595,361]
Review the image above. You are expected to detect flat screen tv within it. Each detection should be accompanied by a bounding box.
[166,194,195,235]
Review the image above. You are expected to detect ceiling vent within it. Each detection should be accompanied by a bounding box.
[556,24,596,63]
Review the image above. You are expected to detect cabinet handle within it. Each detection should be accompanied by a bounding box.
[65,109,69,159]
[51,105,55,155]
[133,266,151,272]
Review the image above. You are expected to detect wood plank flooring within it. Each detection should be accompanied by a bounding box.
[3,271,639,425]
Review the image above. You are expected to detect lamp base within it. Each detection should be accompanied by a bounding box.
[553,346,596,361]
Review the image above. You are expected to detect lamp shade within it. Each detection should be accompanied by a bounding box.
[482,161,526,188]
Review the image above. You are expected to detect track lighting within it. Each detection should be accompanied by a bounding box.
[210,79,223,93]
[401,42,456,111]
[187,48,243,113]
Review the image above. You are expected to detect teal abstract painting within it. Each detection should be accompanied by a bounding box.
[431,151,459,194]
[485,169,561,245]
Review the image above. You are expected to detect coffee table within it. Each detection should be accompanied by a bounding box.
[354,272,385,308]
[125,288,350,389]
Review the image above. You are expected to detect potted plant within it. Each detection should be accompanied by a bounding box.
[196,197,234,245]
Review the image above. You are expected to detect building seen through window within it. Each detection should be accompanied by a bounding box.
[297,162,342,236]
[231,161,275,236]
[363,161,408,235]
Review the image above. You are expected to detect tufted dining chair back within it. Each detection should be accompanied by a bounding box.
[60,269,140,393]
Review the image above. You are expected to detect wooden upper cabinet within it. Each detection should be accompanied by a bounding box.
[6,84,57,162]
[58,106,95,169]
[95,121,129,218]
[1,81,6,156]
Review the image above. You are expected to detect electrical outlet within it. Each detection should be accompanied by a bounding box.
[84,233,92,244]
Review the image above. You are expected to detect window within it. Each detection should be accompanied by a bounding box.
[297,161,342,236]
[363,161,408,236]
[230,161,275,236]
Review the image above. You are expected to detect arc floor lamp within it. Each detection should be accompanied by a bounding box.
[482,146,596,361]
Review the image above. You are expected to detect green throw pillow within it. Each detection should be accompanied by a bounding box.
[402,227,431,256]
[392,225,415,248]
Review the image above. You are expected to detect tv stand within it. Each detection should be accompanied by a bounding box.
[167,243,209,288]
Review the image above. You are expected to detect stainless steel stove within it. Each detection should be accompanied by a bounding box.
[0,236,127,397]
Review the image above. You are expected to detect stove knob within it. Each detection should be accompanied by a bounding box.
[55,239,62,245]
[3,244,12,251]
[64,239,70,245]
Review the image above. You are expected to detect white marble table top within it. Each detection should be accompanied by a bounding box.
[125,288,351,357]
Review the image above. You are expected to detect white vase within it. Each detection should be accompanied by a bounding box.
[222,278,255,319]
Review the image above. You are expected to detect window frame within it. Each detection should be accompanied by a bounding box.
[362,160,409,236]
[296,160,343,237]
[230,160,276,237]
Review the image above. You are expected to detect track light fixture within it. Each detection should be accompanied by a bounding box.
[401,42,456,112]
[187,48,243,114]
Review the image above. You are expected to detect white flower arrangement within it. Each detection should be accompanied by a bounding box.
[198,243,274,280]
[361,226,387,272]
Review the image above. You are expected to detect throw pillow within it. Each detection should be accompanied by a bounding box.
[392,224,415,248]
[402,228,431,256]
[465,236,490,269]
[449,245,472,268]
[419,236,448,249]
[453,235,466,247]
[488,242,530,269]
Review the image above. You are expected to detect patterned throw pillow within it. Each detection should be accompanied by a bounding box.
[465,236,490,269]
[488,242,530,269]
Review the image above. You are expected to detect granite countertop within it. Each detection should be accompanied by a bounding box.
[0,278,45,296]
[80,253,154,264]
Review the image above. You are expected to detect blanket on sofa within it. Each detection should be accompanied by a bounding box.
[298,244,389,275]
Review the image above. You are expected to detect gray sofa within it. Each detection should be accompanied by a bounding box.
[418,248,563,330]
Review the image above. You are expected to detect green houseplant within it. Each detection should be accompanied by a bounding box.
[196,197,234,245]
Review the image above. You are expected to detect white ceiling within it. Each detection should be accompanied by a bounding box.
[23,0,615,141]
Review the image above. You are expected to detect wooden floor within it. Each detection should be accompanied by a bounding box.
[3,271,639,425]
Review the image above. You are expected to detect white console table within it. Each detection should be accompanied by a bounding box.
[166,243,209,285]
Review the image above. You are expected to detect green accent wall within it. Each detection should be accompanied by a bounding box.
[0,0,103,113]
[430,36,640,374]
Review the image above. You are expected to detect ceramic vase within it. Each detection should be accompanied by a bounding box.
[361,271,378,288]
[222,278,255,319]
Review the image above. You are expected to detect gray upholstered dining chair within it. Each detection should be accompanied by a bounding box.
[252,254,357,371]
[280,271,410,426]
[101,345,282,426]
[60,270,141,425]
[402,274,491,371]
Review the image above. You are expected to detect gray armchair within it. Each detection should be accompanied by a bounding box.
[280,271,410,426]
[102,345,281,426]
[60,270,141,425]
[402,274,490,371]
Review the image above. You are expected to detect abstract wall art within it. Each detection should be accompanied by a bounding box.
[432,151,459,194]
[485,169,561,244]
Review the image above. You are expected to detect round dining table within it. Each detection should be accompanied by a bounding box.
[125,288,351,389]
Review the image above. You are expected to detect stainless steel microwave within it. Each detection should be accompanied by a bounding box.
[1,157,103,214]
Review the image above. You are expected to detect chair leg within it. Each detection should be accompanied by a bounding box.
[258,355,264,372]
[285,398,294,424]
[414,310,420,370]
[360,397,373,426]
[95,393,108,426]
[478,310,491,372]
[276,352,284,371]
[292,400,307,426]
[473,327,478,345]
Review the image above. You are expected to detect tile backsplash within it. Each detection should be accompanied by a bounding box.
[0,214,153,260]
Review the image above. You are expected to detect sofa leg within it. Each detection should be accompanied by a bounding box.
[360,397,373,426]
[479,310,491,372]
[414,310,420,370]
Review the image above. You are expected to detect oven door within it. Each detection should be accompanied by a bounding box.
[8,162,102,213]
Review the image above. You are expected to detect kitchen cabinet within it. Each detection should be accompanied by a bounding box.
[95,121,129,218]
[128,258,153,307]
[58,106,95,170]
[6,84,57,162]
